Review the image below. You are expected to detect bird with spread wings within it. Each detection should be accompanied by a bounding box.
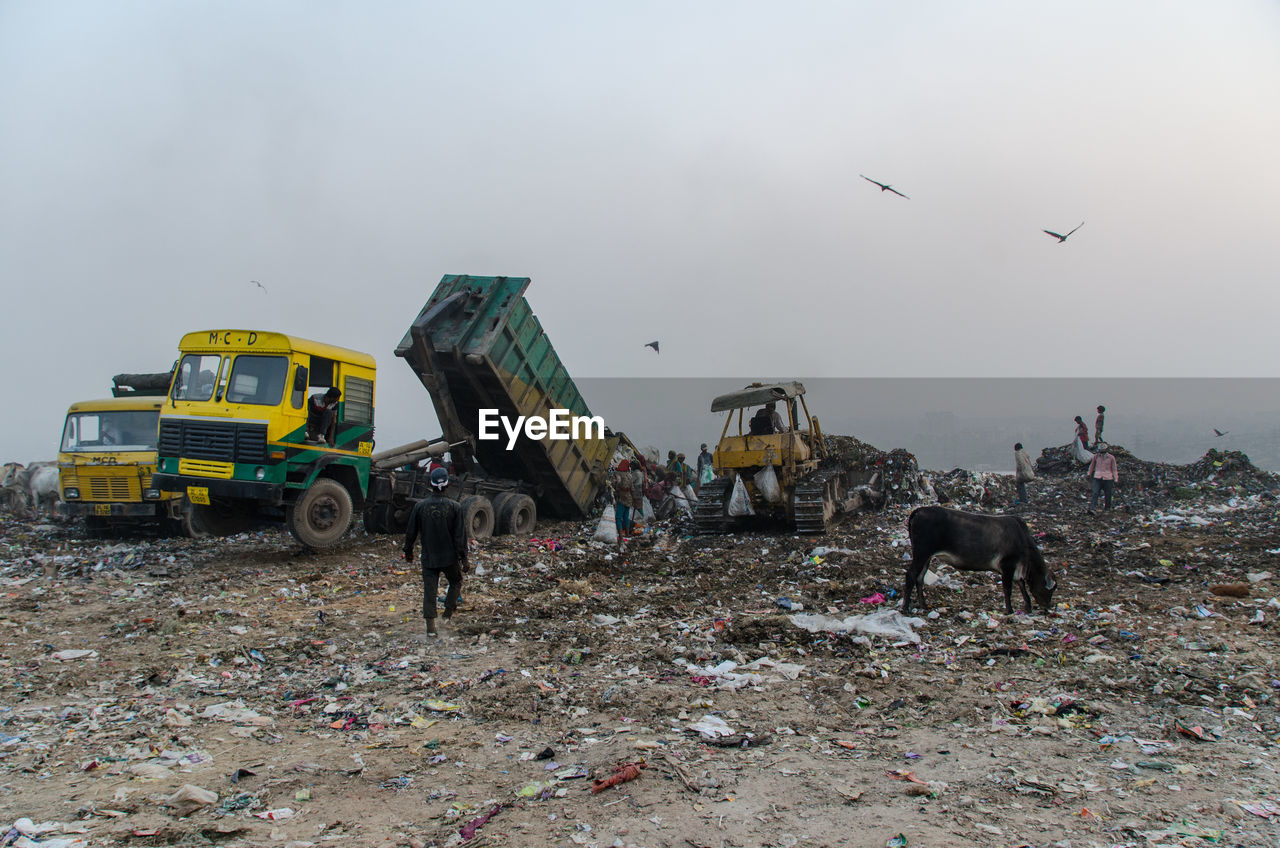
[1042,222,1084,243]
[859,175,909,199]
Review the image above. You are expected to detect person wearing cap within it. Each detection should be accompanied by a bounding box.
[403,467,469,636]
[1086,443,1119,513]
[306,387,341,446]
[695,443,714,492]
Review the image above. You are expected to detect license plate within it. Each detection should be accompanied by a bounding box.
[94,504,111,516]
[187,486,210,506]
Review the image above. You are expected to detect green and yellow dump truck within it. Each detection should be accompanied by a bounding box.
[58,372,202,536]
[152,275,618,547]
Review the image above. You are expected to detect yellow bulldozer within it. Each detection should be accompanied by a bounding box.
[694,382,870,534]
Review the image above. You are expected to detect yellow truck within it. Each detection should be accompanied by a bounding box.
[58,374,202,536]
[151,330,377,547]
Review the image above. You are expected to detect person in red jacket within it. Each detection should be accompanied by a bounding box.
[1074,416,1089,447]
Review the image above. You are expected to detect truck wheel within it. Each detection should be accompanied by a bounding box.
[496,494,537,536]
[459,495,494,540]
[489,492,516,532]
[288,478,353,548]
[362,505,385,534]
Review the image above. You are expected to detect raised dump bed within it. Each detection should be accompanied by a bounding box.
[395,275,616,519]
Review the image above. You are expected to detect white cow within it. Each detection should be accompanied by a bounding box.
[24,462,60,516]
[1,462,27,513]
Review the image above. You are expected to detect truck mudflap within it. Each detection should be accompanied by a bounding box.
[152,473,284,505]
[60,502,162,519]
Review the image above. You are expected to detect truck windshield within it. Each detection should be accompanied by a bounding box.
[61,410,160,452]
[171,354,222,401]
[226,355,288,406]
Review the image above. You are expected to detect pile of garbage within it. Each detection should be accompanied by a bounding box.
[4,444,1280,846]
[1036,443,1279,501]
[823,436,930,505]
[1184,448,1278,493]
[930,468,1011,507]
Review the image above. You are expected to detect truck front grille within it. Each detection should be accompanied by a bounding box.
[159,420,268,464]
[86,475,137,501]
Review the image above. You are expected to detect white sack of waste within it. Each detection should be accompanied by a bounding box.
[753,464,782,503]
[727,475,755,516]
[592,505,618,543]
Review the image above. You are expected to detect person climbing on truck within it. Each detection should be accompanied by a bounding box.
[403,466,469,637]
[306,387,341,446]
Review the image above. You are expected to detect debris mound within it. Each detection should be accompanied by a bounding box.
[822,436,929,505]
[1036,443,1278,499]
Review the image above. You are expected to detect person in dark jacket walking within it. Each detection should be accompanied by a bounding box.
[403,467,469,636]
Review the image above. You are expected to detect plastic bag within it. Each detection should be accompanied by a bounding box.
[592,504,618,543]
[753,464,782,503]
[642,496,655,522]
[727,475,755,517]
[682,484,698,504]
[1072,438,1094,464]
[700,465,714,485]
[788,609,927,644]
[671,486,693,516]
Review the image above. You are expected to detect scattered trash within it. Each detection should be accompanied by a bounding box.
[789,609,927,644]
[590,761,644,794]
[164,784,218,817]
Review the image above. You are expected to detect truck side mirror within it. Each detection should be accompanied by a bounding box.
[291,366,308,409]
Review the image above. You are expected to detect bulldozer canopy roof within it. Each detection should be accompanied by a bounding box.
[710,381,806,412]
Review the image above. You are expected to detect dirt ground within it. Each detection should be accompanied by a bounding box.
[2,456,1280,848]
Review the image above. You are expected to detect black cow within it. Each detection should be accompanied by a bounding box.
[902,506,1055,615]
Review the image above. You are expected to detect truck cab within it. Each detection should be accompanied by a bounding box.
[151,330,376,547]
[58,395,198,535]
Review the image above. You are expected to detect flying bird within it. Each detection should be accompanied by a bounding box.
[644,341,660,354]
[1042,222,1084,243]
[1213,428,1228,437]
[860,175,909,199]
[251,280,268,294]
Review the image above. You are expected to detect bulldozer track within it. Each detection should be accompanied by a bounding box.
[693,478,733,534]
[794,467,845,535]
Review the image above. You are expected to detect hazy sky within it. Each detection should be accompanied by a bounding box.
[3,2,1279,460]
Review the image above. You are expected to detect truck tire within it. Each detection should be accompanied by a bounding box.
[288,478,353,548]
[496,493,536,536]
[489,492,516,531]
[459,494,494,540]
[362,505,386,534]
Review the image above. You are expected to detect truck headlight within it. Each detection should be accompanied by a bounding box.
[254,466,266,480]
[63,488,80,500]
[143,488,161,500]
